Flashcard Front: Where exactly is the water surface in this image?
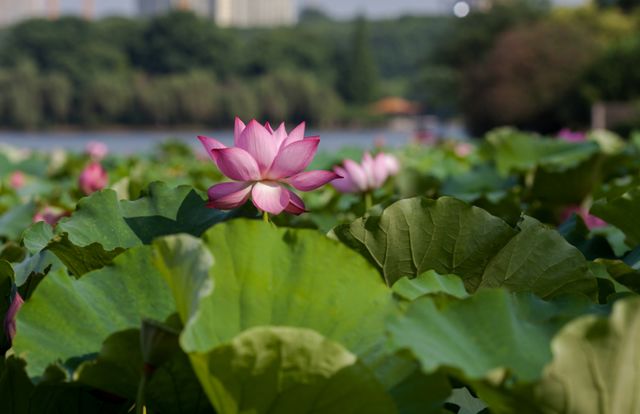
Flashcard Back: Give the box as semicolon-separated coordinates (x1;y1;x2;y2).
0;129;414;154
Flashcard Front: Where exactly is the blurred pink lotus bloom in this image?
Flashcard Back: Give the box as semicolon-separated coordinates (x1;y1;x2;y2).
198;118;339;215
562;206;607;230
454;142;474;158
3;291;23;347
558;129;586;143
332;152;400;194
33;207;68;227
86;141;108;161
9;171;26;189
373;136;386;149
79;162;108;195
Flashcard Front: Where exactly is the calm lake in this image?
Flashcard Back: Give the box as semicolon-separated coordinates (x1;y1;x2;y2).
0;129;417;154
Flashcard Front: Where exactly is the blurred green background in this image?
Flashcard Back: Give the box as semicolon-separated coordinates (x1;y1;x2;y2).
0;0;639;136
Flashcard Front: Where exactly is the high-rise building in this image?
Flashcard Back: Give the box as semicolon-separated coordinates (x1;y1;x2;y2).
214;0;296;27
138;0;295;27
0;0;48;27
0;0;98;27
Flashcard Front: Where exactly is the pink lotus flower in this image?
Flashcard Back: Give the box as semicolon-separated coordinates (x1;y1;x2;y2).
33;207;69;227
9;171;26;189
332;152;400;194
198;118;339;215
3;292;23;347
561;206;607;230
86;141;108;161
374;136;386;149
454;143;473;158
558;129;586;143
79;162;108;195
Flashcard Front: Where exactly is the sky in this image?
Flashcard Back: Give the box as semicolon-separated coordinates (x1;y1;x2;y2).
63;0;587;19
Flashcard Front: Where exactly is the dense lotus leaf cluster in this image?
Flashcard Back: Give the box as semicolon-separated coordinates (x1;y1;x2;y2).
1;127;640;413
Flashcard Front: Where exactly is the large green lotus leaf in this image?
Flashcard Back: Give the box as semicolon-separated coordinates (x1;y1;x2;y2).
0;242;26;263
387;289;605;382
0;152;12;176
364;350;452;414
440;164;522;225
12;250;64;300
0;357;34;414
558;214;615;261
54;190;139;250
0;262;14;354
532;297;640;414
47;233;126;277
486;128;599;175
0;201;37;241
47;182;236;276
22;221;54;255
625;244;640;270
190;326;396;414
591;186;640;248
479;217;595;298
332;197;596;298
154;222;462;413
332;197;516;288
441;165;515;200
392;271;469;301
28;382;131;414
153;220;396;357
530;154;601;205
590;259;640;295
77;328;214;414
447;388;488;414
13;246;175;376
119;181;238;244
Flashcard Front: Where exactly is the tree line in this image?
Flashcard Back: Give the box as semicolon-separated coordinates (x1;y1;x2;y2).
1;1;640;132
0;11;405;129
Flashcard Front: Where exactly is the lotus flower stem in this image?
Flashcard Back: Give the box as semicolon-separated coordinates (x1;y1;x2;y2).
263;211;270;223
364;192;373;212
136;374;147;414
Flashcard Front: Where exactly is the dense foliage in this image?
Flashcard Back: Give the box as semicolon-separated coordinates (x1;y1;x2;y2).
1;3;640;131
1;127;640;413
0;11;409;129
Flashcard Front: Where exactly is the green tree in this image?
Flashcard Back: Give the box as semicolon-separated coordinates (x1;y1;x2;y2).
253;70;343;126
339;16;379;105
133;11;239;76
40;73;72;124
432;0;550;70
0;17;128;85
134;75;178;125
171;71;219;124
299;7;333;24
578;35;640;102
462;21;598;134
243;28;337;81
409;65;459;116
219;79;260;123
595;0;640;12
256;76;289;121
0;62;42;128
79;74;134;125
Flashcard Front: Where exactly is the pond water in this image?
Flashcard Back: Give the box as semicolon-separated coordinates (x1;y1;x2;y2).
0;129;416;154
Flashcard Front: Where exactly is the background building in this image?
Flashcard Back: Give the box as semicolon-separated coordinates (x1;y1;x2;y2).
0;0;97;27
214;0;297;27
0;0;47;27
137;0;296;27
